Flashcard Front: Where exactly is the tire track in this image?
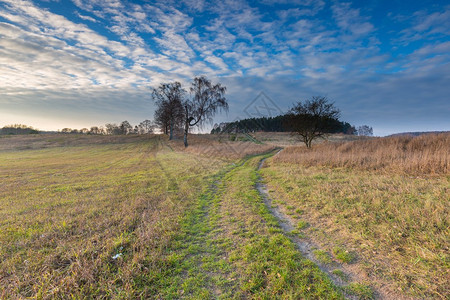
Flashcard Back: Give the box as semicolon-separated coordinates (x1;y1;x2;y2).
256;152;411;300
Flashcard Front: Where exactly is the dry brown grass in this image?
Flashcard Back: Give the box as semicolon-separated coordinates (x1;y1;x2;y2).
0;134;154;152
253;132;366;147
275;133;450;175
168;134;275;160
262;132;450;298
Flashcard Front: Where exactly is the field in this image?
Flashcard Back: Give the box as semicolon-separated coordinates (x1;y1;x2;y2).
0;133;448;299
261;134;449;299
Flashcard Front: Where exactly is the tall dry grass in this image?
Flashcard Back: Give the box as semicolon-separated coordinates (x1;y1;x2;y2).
275;133;450;175
265;132;450;297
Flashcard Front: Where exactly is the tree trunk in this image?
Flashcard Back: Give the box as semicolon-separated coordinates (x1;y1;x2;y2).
307;136;312;148
169;119;173;140
183;122;189;147
184;105;189;147
303;135;309;148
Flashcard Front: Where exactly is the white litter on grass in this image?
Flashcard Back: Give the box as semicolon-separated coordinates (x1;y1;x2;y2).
112;253;123;259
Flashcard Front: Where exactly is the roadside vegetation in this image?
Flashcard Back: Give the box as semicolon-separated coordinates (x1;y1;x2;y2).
261;133;449;298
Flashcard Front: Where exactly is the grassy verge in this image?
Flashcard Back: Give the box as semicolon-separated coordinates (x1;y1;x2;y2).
261;158;449;298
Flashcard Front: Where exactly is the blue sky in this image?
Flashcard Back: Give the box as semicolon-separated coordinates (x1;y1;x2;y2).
0;0;449;135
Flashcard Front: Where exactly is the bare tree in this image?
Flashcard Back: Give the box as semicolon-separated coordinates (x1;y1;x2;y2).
120;120;132;135
287;96;340;148
152;82;185;140
138;119;155;134
184;76;228;147
357;125;373;136
105;123;119;135
90;126;100;135
154;104;170;135
61;128;72;134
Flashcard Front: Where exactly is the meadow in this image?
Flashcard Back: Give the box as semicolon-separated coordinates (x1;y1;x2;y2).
0;133;448;299
0;134;340;299
261;133;449;299
0;135;229;298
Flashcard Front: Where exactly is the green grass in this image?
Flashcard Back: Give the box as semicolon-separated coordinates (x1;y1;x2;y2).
345;283;374;299
313;249;333;265
218;154;343;298
296;220;309;230
332;269;349;282
332;246;356;263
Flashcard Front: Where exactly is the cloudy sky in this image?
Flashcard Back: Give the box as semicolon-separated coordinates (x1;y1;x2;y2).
0;0;449;135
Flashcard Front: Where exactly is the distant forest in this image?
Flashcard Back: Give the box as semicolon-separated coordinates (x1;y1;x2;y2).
211;115;357;135
0;124;39;135
0;119;375;136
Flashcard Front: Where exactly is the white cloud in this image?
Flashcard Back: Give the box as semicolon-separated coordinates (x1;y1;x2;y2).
413;9;450;34
0;0;167;95
204;55;229;71
331;2;374;37
182;0;206;12
394;6;450;45
75;11;98;23
0;0;448;134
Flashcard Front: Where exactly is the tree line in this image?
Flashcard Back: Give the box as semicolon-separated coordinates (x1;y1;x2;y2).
0;124;39;135
211;115;356;135
59;120;156;135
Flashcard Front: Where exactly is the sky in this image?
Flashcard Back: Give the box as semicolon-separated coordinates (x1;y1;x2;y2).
0;0;449;136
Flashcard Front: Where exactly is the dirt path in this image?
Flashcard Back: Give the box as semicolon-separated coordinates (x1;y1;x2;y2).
168;151;346;298
256;153;409;300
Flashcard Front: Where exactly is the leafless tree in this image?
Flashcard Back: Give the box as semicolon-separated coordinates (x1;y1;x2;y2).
90;126;100;135
119;120;132;135
357;125;373;136
138;119;155;134
105;123;119;135
184;76;228;147
287;96;340;148
61;128;72;134
153;82;185;139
